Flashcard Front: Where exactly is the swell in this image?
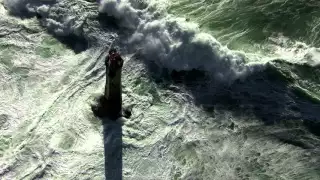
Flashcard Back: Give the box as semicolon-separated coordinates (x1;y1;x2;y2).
2;1;320;179
5;0;320;137
168;0;320;51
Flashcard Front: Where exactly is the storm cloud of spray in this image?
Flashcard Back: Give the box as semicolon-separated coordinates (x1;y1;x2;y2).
3;0;57;17
1;0;320;179
3;0;73;36
2;0;267;85
98;0;265;82
3;0;265;83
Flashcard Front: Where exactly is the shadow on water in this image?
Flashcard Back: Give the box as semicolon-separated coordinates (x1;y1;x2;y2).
102;118;123;180
3;2;89;54
4;1;122;54
34;12;120;54
36;13;89;54
145;60;320;142
49;33;89;54
91;94;127;180
97;12;120;30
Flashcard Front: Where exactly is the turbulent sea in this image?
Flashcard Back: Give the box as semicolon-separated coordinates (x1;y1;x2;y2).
0;0;320;179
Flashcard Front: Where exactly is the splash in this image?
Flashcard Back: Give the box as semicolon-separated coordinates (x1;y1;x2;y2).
99;0;265;82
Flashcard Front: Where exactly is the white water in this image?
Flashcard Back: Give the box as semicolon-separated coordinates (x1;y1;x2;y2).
0;0;319;179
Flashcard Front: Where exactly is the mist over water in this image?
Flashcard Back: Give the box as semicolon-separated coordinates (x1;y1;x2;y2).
0;0;320;179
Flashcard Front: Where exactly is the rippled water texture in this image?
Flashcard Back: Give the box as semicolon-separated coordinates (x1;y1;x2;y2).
0;0;319;179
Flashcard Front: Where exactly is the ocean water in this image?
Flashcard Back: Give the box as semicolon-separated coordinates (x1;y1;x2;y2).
0;0;319;179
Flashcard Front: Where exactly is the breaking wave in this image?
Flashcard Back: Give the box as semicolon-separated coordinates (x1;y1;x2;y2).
1;0;320;179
